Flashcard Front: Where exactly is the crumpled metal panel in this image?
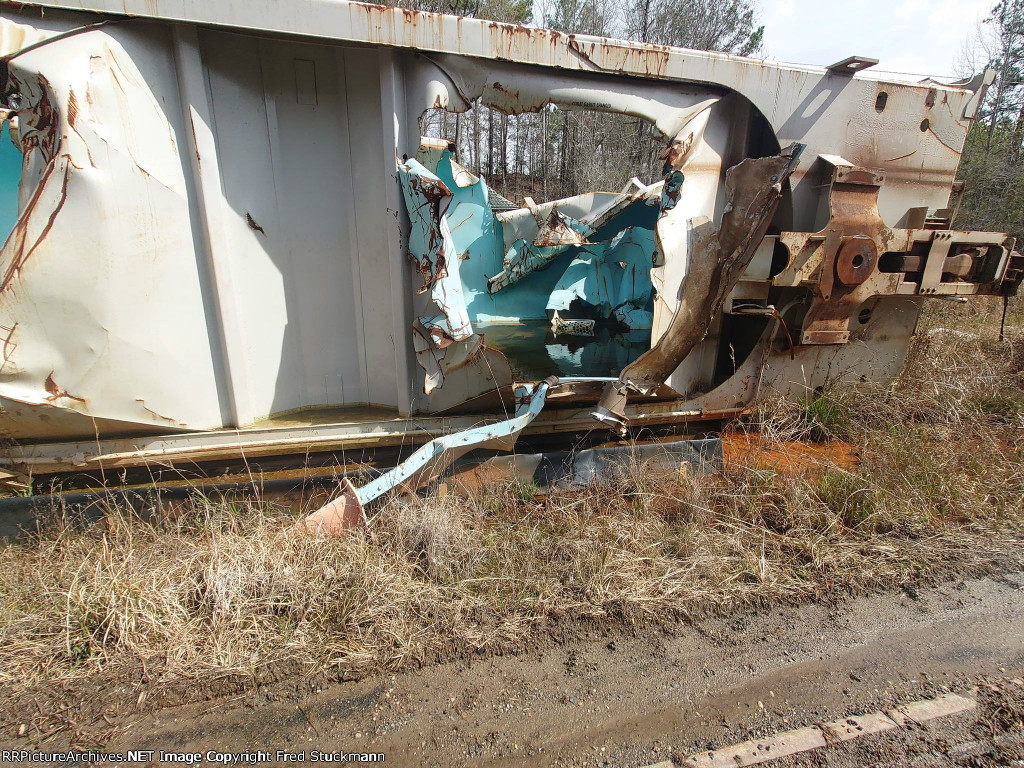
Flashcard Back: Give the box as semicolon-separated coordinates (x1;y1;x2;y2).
398;158;474;347
0;24;223;438
489;184;663;295
594;144;804;428
546;226;655;329
496;180;664;249
398;157;505;397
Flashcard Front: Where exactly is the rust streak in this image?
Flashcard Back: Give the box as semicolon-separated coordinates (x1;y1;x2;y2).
885;149;917;163
66;88;79;130
245;212;266;235
0;322;17;375
44;371;86;404
0;160;71;294
136;398;182;425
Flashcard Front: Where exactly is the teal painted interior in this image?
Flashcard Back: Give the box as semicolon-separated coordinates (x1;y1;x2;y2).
0;123;22;246
435;150;656;327
412;149;659;378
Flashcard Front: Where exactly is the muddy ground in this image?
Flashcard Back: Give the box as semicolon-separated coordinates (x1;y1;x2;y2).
6;571;1013;766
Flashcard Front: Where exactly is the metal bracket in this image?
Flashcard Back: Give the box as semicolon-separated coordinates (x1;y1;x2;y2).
826;56;878;76
780;164;1017;346
801;166;891;345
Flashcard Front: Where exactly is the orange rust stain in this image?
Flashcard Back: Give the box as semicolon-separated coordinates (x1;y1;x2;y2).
721;431;859;475
44;371;86;404
67;89;79;130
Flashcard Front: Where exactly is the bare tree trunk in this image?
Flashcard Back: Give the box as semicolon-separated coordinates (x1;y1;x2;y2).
987;2;1010;155
500;112;508;188
559;111;570;197
542;108;548;200
471;107;479;173
516;115;525;199
454;112;462;162
487;107;494;177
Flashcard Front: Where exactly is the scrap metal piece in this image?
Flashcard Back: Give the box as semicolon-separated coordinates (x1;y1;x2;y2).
398;158;474;346
302;478;364;534
550;311;595;336
412;324;486;394
302;377;557;534
594;144;804;430
534;208;590;248
488;176;668;294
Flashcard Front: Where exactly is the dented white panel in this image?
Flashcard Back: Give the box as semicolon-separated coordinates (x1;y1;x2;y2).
0;0;1005;457
0;24;224;437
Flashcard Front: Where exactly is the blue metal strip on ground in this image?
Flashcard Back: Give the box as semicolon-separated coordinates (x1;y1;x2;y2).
353;377;557;507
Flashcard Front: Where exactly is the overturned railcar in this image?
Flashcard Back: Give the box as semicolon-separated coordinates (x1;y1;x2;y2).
0;0;1019;495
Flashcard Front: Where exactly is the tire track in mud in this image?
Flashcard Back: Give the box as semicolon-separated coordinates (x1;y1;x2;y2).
97;572;1024;767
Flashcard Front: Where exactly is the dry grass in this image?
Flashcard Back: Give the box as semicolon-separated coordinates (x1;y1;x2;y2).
0;299;1022;709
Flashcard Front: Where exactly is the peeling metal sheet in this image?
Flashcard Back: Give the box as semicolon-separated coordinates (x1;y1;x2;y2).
399;152;521;397
399;158;473;346
488;183;662;295
595;144;804;429
495;180;661;255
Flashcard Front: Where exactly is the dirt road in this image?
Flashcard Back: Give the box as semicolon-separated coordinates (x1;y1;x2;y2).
102;572;1024;766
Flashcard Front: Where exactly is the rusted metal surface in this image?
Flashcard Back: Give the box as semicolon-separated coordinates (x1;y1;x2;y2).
798;166;898;345
399;158;480;393
771;161;1018;346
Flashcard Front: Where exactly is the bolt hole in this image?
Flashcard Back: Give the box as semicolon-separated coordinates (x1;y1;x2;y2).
858;307;873;325
875;91;888;112
769;239;791;278
920;118;930;132
852;253;864;268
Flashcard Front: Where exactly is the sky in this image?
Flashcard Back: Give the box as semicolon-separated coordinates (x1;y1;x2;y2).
759;0;994;80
